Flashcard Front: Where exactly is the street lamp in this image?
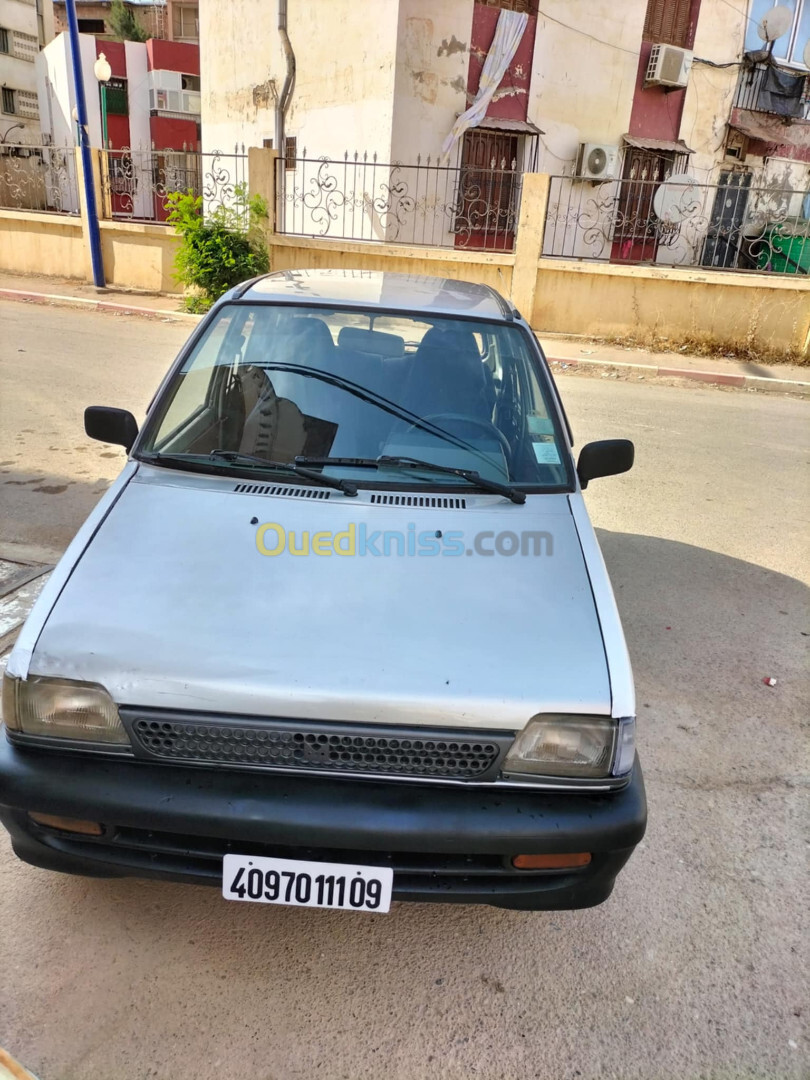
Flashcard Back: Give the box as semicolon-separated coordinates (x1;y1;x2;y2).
93;52;112;149
0;122;25;144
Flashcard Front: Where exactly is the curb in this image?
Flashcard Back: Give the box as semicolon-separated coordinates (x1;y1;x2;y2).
0;287;200;322
547;355;810;396
0;1046;40;1080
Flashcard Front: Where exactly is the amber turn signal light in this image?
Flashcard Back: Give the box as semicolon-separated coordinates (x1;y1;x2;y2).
512;853;591;870
28;812;103;836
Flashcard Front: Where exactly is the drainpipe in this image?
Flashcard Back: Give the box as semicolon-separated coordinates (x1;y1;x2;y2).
275;0;295;227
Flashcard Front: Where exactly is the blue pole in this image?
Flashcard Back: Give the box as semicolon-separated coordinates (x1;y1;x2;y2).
64;0;105;287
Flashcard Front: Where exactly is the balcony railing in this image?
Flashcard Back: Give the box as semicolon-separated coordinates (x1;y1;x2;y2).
733;61;810;120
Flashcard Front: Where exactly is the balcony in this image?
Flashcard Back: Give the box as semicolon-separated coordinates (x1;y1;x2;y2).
733;60;810;121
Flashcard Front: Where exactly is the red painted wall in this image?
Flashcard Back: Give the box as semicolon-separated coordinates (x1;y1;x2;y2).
467;4;537;122
627;41;686;141
96;39;126;77
146;38;200;76
149;115;199;151
95;38;130;150
626;0;701;142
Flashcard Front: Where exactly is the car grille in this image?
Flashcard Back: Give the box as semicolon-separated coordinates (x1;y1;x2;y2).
122;709;513;783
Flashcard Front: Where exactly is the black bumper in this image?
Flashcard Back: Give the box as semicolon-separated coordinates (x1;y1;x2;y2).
0;736;646;910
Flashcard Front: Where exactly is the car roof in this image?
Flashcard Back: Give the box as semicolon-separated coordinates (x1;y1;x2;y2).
237;269;513;321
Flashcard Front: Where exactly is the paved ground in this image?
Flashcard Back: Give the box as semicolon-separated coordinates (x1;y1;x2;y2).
0;302;808;1080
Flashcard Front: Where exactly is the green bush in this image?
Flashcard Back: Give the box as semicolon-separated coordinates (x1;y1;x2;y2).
108;0;148;42
165;185;270;312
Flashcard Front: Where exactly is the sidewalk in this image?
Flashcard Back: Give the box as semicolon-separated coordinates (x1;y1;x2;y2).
1;271;807;394
540;332;809;394
0;271;193;320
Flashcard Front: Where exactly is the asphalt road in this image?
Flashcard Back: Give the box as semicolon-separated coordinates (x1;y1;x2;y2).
0;301;808;1080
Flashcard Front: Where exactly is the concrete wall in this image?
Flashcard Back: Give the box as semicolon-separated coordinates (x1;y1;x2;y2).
681;0;745;183
200;0;401;160
266;233;513;297
0;208;181;290
531;257;810;358
528;1;646;175
390;0;472;164
0;207;85;277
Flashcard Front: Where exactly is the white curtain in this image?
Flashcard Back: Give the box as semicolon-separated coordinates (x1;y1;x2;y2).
440;9;529;161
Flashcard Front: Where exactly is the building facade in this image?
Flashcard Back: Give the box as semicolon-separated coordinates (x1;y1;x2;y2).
200;0;809;268
0;0;54;140
36;30;199;215
52;0;197;44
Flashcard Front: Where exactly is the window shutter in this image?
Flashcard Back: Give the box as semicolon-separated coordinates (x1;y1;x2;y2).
643;0;694;47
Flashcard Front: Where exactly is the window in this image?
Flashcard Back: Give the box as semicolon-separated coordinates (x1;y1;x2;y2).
745;0;810;66
614;148;678;255
0;28;9;54
458;128;521;250
78;19;106;34
173;5;198;41
104;77;128;116
2;87;16;115
181;73;200;91
643;0;695;48
284;136;297;170
479;0;538;13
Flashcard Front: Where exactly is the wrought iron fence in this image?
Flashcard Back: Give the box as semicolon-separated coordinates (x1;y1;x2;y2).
543;174;810;275
277;151;522;251
0;143;79;215
101;147;249;226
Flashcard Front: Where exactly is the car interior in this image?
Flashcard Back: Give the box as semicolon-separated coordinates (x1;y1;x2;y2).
145;305;567;486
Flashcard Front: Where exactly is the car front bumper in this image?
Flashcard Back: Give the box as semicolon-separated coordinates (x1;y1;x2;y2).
0;735;646;910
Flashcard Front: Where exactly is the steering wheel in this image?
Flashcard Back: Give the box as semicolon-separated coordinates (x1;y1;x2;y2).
407;412;512;463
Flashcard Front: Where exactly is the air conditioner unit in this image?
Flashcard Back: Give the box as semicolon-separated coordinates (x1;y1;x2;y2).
646;44;693;88
574;143;620;182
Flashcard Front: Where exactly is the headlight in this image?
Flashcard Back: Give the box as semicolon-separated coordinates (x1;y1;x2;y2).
2;674;129;745
503;715;635;780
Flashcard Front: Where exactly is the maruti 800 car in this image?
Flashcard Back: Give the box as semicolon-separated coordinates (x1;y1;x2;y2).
0;270;646;913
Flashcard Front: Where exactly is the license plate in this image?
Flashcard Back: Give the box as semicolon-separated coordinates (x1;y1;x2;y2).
222;854;394;913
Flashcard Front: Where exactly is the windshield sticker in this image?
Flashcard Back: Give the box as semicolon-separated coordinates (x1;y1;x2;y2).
528;415;555;437
533;441;561;465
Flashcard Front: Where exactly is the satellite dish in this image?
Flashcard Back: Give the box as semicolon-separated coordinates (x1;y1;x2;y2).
803;38;810;69
757;5;793;42
653;174;701;225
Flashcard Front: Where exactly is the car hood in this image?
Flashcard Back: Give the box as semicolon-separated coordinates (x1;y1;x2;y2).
30;467;611;731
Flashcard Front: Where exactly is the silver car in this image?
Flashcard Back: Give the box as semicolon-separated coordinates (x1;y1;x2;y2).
0;270;646;912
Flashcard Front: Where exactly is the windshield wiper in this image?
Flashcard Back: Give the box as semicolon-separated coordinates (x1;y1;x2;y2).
252;362;496;470
296;455;525;504
142;450;358;496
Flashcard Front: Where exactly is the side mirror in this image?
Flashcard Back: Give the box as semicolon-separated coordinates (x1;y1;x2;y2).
577;439;634;489
85;406;139;453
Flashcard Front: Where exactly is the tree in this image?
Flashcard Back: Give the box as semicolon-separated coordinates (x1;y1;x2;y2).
108;0;148;43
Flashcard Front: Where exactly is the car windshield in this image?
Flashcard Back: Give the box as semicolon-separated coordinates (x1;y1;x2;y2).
137;303;569;488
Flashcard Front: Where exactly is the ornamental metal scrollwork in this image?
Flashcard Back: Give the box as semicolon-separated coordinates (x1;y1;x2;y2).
545;175;809;274
281;151;519;248
0;142;78;215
